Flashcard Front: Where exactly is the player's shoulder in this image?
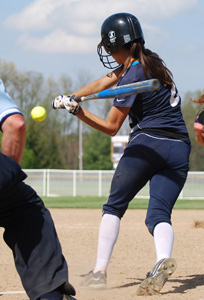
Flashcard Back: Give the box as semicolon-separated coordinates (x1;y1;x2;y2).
119;62;145;86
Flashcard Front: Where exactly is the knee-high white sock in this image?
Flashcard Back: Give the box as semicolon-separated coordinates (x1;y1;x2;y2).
93;214;120;273
153;222;174;262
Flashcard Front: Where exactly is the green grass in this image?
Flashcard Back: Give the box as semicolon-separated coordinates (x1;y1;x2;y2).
42;196;204;209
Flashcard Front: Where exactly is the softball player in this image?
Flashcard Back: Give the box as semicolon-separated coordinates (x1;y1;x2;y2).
54;12;191;295
0;79;76;300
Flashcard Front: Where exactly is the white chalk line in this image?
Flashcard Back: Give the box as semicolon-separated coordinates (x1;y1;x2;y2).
0;291;25;294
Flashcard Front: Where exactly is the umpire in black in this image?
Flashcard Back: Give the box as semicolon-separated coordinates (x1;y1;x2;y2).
0;78;76;300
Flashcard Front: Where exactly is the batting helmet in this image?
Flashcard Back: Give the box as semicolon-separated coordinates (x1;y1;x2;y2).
97;13;145;69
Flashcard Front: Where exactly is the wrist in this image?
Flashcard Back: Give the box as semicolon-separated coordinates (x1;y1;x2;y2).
72;105;81;115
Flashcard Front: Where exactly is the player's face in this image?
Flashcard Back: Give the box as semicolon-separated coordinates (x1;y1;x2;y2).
112;46;132;66
111;52;122;65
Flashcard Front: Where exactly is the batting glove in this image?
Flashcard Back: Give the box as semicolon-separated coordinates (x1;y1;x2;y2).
52;95;66;109
63;95;81;115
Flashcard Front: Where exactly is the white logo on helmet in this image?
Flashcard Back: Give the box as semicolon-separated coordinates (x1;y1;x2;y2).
108;31;116;43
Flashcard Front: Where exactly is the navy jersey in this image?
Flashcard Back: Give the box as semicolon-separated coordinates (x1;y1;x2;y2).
113;62;188;137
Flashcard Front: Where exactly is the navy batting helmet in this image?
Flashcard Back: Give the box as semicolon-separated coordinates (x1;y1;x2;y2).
97;13;145;69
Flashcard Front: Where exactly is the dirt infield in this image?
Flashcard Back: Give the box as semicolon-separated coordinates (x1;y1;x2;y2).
0;209;204;300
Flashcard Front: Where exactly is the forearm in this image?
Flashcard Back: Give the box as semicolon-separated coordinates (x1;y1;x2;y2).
77;108;113;135
71;67;123;98
76;106;129;136
1;114;26;163
54;66;128;135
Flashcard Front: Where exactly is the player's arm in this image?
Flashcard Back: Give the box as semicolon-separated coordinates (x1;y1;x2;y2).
194;122;204;146
74;104;130;136
70;66;123;98
1;114;26;163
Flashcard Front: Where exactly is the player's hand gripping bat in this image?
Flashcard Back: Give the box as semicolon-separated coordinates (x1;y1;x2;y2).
52;78;160;109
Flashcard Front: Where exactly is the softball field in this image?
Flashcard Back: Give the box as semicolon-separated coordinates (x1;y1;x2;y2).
0;209;204;300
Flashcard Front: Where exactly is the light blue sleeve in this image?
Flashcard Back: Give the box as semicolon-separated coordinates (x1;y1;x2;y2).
0;79;22;126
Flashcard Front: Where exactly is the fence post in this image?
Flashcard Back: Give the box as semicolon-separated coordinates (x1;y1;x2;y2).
43;169;46;196
46;169;50;197
73;171;76;197
99;171;102;197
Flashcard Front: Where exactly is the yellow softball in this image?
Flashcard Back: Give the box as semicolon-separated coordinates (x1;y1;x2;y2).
31;106;46;122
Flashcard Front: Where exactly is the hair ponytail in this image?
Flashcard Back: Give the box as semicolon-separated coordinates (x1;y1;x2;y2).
123;41;174;88
137;43;173;88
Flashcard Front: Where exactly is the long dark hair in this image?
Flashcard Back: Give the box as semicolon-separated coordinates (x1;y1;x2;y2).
123;41;174;88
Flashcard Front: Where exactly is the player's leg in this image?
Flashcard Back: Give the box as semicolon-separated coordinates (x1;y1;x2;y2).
94;214;120;273
137;170;182;296
153;222;174;261
137;139;190;295
79;213;120;288
147;139;190;260
80;134;164;288
2;182;76;300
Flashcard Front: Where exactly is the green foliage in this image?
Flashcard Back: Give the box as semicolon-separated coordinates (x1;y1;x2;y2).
25;118;65;169
21;147;36;169
83;129;113;170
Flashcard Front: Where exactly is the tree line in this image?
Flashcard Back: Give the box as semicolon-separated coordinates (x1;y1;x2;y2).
0;58;203;170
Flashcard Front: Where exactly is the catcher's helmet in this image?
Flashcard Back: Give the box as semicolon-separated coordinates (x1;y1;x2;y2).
97;13;145;69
